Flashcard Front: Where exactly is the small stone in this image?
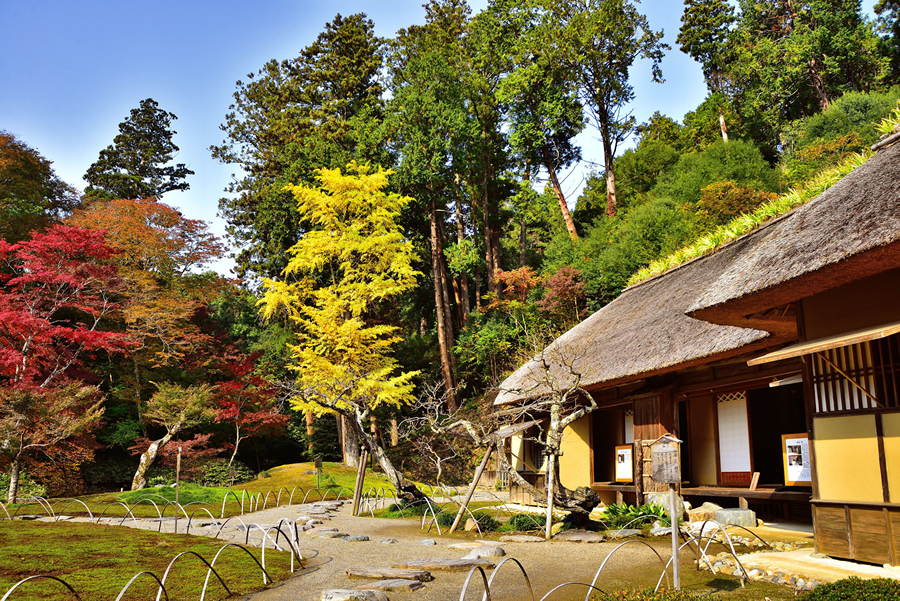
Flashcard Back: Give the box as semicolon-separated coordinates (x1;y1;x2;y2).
418;539;436;546
464;518;478;532
379;539;398;544
317;532;349;539
757;519;765;527
796;579;806;588
550;522;564;536
650;527;669;536
608;528;642;538
343;535;370;542
321;590;389;601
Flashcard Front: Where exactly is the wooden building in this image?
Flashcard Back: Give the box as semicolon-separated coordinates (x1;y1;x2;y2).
497;140;900;564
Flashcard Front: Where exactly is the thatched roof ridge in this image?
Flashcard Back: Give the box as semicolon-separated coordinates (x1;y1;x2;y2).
688;142;900;322
495;231;774;405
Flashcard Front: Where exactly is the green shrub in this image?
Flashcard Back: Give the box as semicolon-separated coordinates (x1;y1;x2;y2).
799;577;900;600
602;503;668;529
148;476;171;487
435;511;456;528
0;472;47;500
201;459;255;486
503;513;547;532
471;510;500;531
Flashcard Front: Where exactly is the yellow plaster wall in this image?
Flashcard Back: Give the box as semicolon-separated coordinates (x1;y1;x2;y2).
814;415;883;502
689;395;718;485
510;434;525;471
560;415;592;489
882;413;900;503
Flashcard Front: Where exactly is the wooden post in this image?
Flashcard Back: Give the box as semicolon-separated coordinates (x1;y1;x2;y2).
670;484;680;590
449;442;495;533
175;446;182;533
352;448;368;516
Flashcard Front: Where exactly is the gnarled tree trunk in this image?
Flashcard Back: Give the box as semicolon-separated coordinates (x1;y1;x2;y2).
131;432;174;490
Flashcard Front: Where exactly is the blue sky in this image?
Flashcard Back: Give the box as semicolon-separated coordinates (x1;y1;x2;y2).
1;0;879;275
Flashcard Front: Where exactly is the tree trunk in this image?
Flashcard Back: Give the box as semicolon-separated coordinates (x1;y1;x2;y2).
474;263;482;311
7;455;22;504
349;410;425;505
601;123;618;218
132;432;174;490
306;411;315;454
429;197;459;411
519;215;528;268
342;415;361;468
808;56;831;111
455;207;471;326
228;425;241;468
718;107;729;143
133;358;148;438
546;451;556;539
541;146;579;240
390;418;399;447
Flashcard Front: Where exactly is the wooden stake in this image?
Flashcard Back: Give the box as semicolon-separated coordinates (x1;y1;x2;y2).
352;448;368;516
449;441;495;533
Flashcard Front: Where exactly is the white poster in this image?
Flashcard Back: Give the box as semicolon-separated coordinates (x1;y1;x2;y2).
784;436;811;483
615;445;633;482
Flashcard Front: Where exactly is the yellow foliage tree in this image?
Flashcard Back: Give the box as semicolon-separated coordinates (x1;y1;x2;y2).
260;162;421;496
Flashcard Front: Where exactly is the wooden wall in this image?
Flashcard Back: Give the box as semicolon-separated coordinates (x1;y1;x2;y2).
814;503;900;565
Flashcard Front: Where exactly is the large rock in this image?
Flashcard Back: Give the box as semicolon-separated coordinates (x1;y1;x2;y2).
346;567;433;582
715;508;757;527
700;502;723;513
687;508;717;523
553;529;606;543
646;492;685;519
321;590;389;601
464;518;478;532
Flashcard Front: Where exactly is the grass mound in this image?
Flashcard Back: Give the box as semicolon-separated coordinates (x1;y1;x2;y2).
0;521;294;601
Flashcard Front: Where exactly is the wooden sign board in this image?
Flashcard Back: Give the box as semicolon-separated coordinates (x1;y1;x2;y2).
615;445;633;482
314;456;323;471
782;433;812;486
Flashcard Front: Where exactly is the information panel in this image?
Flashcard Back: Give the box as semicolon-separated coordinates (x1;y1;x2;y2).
782;432;812;486
615;445;633;483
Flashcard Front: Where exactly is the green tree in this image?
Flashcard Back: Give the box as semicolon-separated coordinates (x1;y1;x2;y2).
730;0;888;152
493;0;585;240
259;163;422;497
677;0;737;142
876;1;900;83
211;13;388;280
84;98;194;200
547;0;668;217
0;132;80;243
131;382;213;490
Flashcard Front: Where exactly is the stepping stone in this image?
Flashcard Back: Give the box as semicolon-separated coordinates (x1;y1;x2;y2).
321;590;388;601
355;579;424;592
499;535;545;543
715;508;757;527
343;535;370;542
317;532;349;539
608;529;642;538
346;567;434;582
307;527;339;535
392;558;495;572
447;541;506;550
418;539;436;546
463;545;506;559
553;529;606;543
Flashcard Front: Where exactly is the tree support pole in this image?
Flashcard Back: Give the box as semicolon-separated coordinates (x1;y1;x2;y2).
671;483;680;590
449;441;495;533
352;448;368;516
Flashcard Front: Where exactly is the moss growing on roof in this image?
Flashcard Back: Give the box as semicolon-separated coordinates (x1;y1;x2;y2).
627;151;871;287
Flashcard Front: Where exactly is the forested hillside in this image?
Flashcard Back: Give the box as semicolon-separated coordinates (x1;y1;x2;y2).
2;0;899;495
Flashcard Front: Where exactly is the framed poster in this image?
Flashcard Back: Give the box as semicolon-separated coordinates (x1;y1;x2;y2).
782;433;812;486
615;445;633;482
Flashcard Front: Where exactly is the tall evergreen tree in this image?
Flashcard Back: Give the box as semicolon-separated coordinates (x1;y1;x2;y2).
677;0;737;142
546;0;668;218
84;98;194;200
211;13;388;280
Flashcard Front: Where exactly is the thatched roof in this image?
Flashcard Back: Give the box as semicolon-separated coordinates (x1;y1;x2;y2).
496;141;900;406
688;142;900;326
495;230;779;405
